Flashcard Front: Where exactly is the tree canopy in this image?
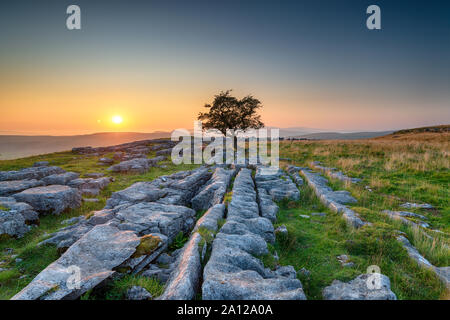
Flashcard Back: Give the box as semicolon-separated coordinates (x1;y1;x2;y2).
198;90;264;136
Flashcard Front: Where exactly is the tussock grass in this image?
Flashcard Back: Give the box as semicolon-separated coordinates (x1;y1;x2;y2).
273;184;445;300
278;133;449;299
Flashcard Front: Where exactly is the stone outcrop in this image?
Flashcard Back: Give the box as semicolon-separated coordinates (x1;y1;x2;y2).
0;197;39;224
400;202;434;209
107;158;154;174
159;233;203;300
300;169;367;228
68;177;112;196
383;210;429;229
311;161;362;184
397;235;449;288
193;204;226;232
114;202;196;241
12;224;141;300
254;166;300;201
127;286;152;300
286;165;304;186
71;139;175;155
202;168;306;300
0;210;30;238
13;185;82;215
256;188;279;223
0;166;65;182
160;204;227;300
42;172;80;186
322;273;397;300
39;168;212;258
107;156;166;174
0;179;44;196
191;167;235;211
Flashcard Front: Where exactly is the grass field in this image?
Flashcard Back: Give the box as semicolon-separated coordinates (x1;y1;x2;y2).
0;130;448;299
276;131;449;299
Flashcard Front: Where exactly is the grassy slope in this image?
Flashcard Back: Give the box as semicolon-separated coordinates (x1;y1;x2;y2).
275;132;449;299
0;146;198;299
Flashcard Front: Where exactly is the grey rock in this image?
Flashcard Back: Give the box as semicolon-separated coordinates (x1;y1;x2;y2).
257;188;279;223
126;286;152;300
301;169;366;228
311;162;362;184
114;202;196;241
13;185;82;215
400;202;433;209
106;182;167;208
202;168;306;300
107;158;153;174
311;212;327;217
323;273;397;300
0;210;30;238
156;253;173;265
159;232;203;300
191;167;235;211
151;143;174;151
33;161;49;167
298;268;311;278
287;165;304;186
255;166;300;201
193;204;226;233
68;177;111;196
397;235;449;287
383;210;429;229
141;268;172;283
61;216;85;225
12;224;141;300
337;255;350;264
42;172;80;186
156;148;172;157
343;262;355;268
72;147;93;154
0;179;44;196
0;197;39;224
273;265;297;279
275;225;288;236
82;198;99;203
299;215;310;219
98;157;114;165
0;166;65;182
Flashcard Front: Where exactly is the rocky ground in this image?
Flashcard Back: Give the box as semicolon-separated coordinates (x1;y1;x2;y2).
0;138;448;300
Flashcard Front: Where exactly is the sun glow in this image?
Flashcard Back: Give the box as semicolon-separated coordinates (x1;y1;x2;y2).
112;115;123;124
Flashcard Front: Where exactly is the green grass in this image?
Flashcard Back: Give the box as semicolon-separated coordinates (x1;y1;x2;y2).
168;231;189;251
0;147;199;300
272;183;446;300
81;274;164;300
277;136;448;299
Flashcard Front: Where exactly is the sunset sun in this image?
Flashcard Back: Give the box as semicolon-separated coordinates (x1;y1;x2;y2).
112;115;123;124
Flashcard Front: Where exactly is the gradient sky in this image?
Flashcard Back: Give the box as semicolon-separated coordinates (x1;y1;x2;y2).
0;0;449;135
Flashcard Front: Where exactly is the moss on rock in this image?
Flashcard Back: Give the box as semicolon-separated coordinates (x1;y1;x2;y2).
132;234;162;258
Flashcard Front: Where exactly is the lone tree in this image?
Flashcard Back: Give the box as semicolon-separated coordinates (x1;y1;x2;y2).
198;90;264;148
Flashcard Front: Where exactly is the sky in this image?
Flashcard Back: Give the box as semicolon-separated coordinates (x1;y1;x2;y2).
0;0;449;135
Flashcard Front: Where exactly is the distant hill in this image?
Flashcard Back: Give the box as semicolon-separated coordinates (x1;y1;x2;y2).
0;132;171;160
392;124;449;135
288;131;394;140
373;125;450;143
